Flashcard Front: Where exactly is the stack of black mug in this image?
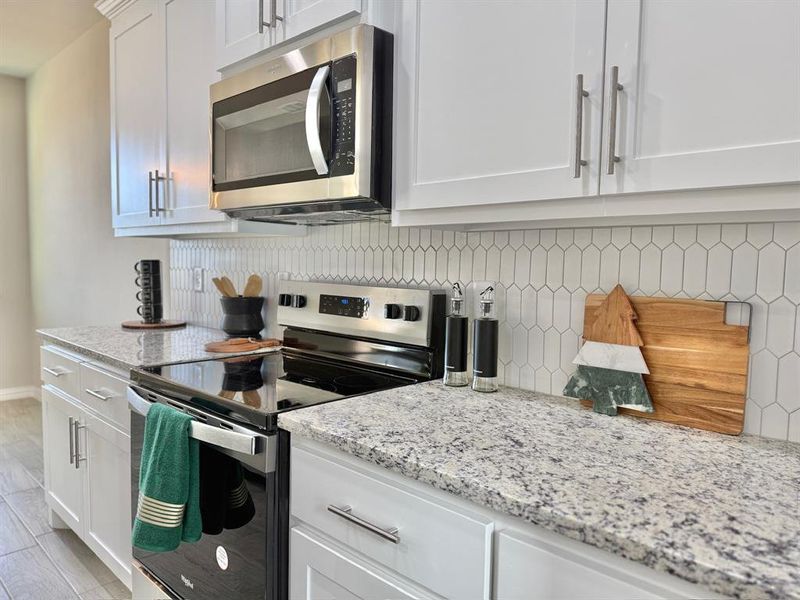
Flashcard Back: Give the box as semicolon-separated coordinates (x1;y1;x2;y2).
135;260;163;324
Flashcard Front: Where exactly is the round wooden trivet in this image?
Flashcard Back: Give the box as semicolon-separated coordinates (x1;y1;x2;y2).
121;320;187;330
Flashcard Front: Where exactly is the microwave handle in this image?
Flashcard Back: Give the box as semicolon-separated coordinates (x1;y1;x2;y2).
305;65;331;175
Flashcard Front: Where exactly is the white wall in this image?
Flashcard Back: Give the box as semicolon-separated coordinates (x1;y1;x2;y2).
0;75;37;394
26;20;169;330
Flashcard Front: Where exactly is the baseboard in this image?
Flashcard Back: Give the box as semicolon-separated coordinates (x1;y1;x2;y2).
0;386;41;402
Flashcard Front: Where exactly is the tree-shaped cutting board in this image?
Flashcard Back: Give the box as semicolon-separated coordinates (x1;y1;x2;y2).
577;289;750;434
564;285;654;416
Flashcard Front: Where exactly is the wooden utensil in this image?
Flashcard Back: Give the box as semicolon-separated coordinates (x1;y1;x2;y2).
212;277;236;297
205;337;282;353
243;274;263;297
219;276;238;297
579;294;750;434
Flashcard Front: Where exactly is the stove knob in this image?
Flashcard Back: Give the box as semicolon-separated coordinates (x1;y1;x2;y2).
278;293;292;307
384;303;402;319
291;294;307;308
403;305;420;322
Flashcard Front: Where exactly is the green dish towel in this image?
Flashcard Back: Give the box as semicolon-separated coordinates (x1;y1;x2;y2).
132;403;202;552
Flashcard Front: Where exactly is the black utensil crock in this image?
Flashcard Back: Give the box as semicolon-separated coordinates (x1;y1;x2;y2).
220;296;265;338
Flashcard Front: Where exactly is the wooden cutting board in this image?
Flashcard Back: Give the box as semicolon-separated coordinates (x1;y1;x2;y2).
579;294;750;434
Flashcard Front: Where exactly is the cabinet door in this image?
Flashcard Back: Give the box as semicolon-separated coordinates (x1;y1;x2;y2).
162;0;225;224
494;529;718;600
215;0;269;70
109;0;164;228
394;0;606;212
602;0;800;195
275;0;362;44
83;412;132;588
42;387;86;536
289;527;423;600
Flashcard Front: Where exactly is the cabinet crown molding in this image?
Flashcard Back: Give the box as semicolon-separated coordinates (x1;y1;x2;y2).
94;0;137;19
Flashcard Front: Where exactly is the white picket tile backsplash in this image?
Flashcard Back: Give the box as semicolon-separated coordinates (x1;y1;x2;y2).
170;221;800;442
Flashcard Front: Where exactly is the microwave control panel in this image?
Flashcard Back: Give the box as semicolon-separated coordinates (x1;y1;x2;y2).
330;55;357;177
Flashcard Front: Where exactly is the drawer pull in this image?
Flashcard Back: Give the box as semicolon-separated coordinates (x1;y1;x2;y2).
327;504;400;544
85;388;115;401
43;366;68;377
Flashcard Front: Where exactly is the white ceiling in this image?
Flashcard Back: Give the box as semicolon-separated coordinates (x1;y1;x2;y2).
0;0;104;78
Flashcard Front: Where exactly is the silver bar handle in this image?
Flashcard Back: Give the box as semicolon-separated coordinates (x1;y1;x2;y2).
305;65;330;175
606;65;623;175
327;504;400;544
270;0;282;26
86;388;115;401
127;387;260;456
573;73;589;179
259;0;280;31
154;169;164;214
148;170;154;217
43;366;67;377
73;419;85;470
68;416;75;464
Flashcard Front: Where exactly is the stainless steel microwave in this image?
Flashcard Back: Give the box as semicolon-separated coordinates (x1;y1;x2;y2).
210;25;392;225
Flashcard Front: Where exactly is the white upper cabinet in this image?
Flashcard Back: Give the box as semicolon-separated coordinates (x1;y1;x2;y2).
109;0;164;228
215;0;363;69
215;0;269;71
394;0;607;212
393;0;800;228
601;0;800;196
276;0;362;43
101;0;304;237
162;0;224;225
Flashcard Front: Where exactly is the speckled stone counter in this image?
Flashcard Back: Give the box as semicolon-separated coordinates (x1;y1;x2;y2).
278;382;800;600
37;325;269;370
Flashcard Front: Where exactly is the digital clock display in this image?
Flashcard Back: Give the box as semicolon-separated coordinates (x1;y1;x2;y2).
319;294;366;318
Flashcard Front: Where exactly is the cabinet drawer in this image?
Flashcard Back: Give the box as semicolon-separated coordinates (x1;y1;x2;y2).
40;346;82;398
79;363;130;432
291;446;493;599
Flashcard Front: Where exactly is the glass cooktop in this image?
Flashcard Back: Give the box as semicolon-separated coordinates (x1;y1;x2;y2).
133;350;416;430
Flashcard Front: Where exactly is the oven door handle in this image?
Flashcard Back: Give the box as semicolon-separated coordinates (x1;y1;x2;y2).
305;65;330;176
127;387;260;456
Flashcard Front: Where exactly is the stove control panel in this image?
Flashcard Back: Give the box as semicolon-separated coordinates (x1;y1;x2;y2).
320;294;367;318
277;281;446;347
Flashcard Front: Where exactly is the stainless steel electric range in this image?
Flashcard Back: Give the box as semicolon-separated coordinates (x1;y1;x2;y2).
126;281;446;600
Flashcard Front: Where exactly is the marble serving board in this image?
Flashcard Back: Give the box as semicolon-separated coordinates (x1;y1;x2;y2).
581;294;750;434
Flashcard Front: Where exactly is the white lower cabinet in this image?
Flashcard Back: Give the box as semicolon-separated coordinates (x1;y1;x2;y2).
289;439;719;600
41;347;133;590
494;528;721;600
83;411;132;585
290;526;424;600
42;386;87;535
291;444;493;599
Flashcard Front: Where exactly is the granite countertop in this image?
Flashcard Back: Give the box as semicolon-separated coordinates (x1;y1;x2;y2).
37;325;273;370
278;382;800;600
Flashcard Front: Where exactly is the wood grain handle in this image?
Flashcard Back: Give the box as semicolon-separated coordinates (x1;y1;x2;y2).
243;274;263;297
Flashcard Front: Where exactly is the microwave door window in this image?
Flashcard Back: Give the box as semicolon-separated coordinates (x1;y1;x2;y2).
213;69;332;190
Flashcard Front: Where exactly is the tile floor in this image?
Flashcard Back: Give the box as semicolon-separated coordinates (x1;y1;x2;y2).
0;398;131;600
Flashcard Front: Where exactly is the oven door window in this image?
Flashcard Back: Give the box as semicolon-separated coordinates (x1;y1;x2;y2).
213;66;332;191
